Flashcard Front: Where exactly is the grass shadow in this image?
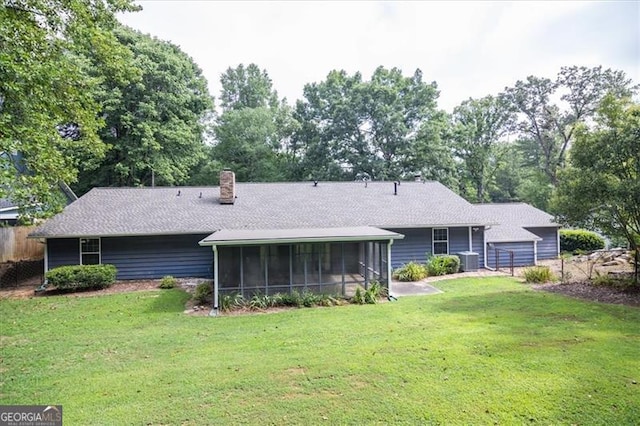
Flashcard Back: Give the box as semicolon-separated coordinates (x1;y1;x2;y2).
144;288;191;314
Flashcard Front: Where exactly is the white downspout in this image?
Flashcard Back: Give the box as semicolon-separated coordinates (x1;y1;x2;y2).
387;240;394;296
210;245;219;317
534;240;538;265
556;227;560;257
468;227;473;252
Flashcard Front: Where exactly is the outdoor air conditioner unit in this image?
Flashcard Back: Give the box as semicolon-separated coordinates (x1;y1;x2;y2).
457;251;479;272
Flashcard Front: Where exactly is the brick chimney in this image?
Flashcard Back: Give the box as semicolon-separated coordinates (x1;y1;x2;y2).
219;170;235;204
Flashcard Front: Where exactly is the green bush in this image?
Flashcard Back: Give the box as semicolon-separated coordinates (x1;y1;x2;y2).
221;293;245;311
193;282;212;305
159;275;177;289
523;266;554;283
352;287;365;305
427;255;460;276
46;264;117;291
560;229;605;253
392;262;427;281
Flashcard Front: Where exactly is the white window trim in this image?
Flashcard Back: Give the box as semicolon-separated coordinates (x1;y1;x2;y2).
79;237;101;265
432;228;449;255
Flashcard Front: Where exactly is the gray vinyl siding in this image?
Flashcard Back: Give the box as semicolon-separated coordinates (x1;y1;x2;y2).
47;234;212;279
387;228;430;268
527;227;559;260
387;227;479;268
47;238;79;269
486;241;535;267
102;235;212;279
472;227;485;268
449;227;470;253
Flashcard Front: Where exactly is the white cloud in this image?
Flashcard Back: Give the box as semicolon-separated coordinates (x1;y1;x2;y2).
118;1;639;112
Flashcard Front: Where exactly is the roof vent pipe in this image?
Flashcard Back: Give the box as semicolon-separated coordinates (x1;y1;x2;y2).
313;180;318;187
393;181;398;195
414;174;421;182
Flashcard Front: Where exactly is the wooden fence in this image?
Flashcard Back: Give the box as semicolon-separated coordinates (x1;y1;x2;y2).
0;226;44;262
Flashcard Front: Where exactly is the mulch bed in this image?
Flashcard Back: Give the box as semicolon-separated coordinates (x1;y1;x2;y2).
533;282;640;307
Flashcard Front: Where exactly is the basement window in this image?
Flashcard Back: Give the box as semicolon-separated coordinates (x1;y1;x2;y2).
80;238;101;265
433;228;449;255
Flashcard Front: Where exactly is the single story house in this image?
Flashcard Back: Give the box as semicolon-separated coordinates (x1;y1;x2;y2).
30;171;559;314
475;203;560;267
0;198;19;226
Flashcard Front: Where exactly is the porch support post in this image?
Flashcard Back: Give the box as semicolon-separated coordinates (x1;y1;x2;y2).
364;243;369;290
210;245;219;317
341;243;346;296
289;245;293;292
387;239;394;295
43;239;49;273
483;229;488;270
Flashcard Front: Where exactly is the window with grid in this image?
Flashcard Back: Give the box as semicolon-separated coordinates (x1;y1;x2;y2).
432;228;449;255
80;238;101;265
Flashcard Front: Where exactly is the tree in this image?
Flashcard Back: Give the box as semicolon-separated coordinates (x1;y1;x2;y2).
195;64;298;183
75;26;213;192
219;63;279;111
503;66;636;187
0;0;138;218
554;95;640;282
212;106;297;182
293;67;446;182
451;95;515;202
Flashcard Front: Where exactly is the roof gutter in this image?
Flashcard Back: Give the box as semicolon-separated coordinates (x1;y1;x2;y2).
199;234;405;247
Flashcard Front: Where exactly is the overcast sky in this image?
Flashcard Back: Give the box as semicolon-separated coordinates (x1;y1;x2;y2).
118;1;639;112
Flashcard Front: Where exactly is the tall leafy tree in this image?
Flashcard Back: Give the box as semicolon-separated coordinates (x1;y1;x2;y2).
76;26;213;192
0;0;138;218
293;67;446;182
554;96;640;282
219;63;279;111
197;64;298;183
503;66;636;187
451;95;515;202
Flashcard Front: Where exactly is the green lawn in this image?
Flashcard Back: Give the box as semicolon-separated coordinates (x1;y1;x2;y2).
1;277;639;425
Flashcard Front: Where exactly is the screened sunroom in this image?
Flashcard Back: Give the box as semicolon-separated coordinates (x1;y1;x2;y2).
199;227;404;315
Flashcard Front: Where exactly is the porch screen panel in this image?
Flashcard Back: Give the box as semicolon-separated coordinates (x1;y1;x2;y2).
305;243;322;292
218;247;241;294
267;245;290;294
342;243;360;276
292;243;310;289
242;246;264;295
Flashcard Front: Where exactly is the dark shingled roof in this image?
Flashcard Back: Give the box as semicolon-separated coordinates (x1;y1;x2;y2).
30;181;487;238
475;203;559;243
0;198;16;210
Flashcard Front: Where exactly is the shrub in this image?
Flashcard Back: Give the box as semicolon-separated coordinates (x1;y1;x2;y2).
46;264;117;291
221;293;245;311
427;255;460;276
523;266;554;283
277;290;302;307
159;275;177;289
560;229;605;253
249;293;271;310
352;286;365;305
193;282;212;305
592;272;613;286
392;262;427;281
300;290;320;307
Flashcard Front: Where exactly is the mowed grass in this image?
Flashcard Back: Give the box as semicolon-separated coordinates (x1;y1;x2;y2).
1;277;639;425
